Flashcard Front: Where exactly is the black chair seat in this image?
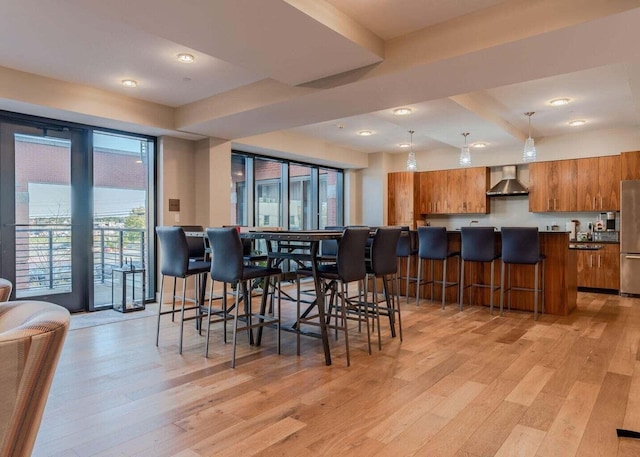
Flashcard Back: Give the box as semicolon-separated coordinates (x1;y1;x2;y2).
187;260;211;275
242;265;282;280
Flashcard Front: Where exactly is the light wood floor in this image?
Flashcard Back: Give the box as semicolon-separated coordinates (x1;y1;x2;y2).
33;291;640;457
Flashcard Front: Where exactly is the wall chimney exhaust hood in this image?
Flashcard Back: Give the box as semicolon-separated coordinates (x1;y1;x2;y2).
486;165;528;196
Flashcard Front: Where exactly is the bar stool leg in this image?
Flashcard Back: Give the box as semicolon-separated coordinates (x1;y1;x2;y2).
500;261;506;316
179;279;187;355
340;281;350;367
459;258;465;311
441;258;447;310
534;263;539;321
489;259;495;315
296;275;301;356
231;280;241;368
156;275;165;346
405;255;411;304
205;280;214;358
416;258;422;305
171;279;177;322
430;259;435;303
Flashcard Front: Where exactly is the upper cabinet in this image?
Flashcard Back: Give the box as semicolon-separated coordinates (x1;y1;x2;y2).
418;167;489;215
388;172;418;227
576;155;620;211
529;160;576;212
530;155;619;212
621;151;640;180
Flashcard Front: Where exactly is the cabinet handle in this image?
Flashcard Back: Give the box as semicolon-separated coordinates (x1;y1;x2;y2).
625;255;640;260
554;198;557;210
600;196;603;209
547;199;551;211
598;255;602;268
593;196;596;210
590;254;593;268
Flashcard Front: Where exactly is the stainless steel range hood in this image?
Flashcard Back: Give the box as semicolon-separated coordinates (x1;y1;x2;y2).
486;165;528;196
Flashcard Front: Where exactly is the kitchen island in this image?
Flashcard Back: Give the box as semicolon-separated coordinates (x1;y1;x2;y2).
403;230;577;316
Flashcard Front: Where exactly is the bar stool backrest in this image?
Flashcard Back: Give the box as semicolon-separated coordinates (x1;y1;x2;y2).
156;227;189;278
418;226;448;260
176;225;206;260
206;228;244;283
321;226;344;257
461;227;499;262
336;227;369;283
371;227;402;276
501;227;540;264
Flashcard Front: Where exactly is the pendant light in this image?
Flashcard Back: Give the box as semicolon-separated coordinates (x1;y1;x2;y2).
406;130;417;171
459;132;471;166
523;111;537;162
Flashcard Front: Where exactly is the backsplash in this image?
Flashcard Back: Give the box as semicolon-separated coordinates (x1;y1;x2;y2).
424;195;618;233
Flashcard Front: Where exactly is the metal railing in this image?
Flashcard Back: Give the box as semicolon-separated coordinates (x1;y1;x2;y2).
14;226;146;297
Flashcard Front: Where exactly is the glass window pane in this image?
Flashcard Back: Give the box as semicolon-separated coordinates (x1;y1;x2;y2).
255;158;282;228
289;164;312;230
231;154;248;226
14;134;72;297
319;168;341;228
92;132;152;307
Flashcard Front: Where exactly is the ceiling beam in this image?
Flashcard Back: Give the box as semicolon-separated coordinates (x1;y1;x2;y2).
449;91;533;142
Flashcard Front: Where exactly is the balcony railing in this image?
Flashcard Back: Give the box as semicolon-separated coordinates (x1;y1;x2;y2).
14;225;146;299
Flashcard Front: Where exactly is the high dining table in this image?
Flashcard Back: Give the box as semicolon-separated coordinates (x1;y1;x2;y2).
241;229;342;366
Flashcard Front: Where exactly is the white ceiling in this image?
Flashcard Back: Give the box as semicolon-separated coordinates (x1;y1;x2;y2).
1;0;640;159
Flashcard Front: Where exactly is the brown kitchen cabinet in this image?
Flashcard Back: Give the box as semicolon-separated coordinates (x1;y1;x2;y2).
576;244;620;290
388;171;419;227
419;171;447;214
529;159;577;212
419;167;489;215
576;155;620;211
621;150;640;181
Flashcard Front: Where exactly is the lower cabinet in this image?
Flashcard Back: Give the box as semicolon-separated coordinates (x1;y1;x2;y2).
576;244;620;290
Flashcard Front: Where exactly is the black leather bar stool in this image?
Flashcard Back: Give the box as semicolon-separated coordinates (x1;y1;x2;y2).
206;227;282;367
500;227;545;320
416;227;460;309
396;227;418;304
296;227;370;365
155;227;211;354
367;226;403;347
459;227;501;314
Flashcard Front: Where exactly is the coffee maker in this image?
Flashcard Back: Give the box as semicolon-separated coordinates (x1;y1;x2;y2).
605;212;616;231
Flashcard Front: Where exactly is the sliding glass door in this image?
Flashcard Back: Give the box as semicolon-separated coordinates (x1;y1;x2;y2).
0;122;89;311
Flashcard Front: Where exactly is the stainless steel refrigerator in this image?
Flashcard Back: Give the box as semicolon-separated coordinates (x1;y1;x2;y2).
621;180;640;295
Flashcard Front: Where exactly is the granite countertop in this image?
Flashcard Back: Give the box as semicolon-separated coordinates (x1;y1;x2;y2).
569;243;603;250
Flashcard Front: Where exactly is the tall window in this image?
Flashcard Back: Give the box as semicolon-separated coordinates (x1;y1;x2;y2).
231;152;343;230
92;131;155;308
289;164;312;230
255;158;283;228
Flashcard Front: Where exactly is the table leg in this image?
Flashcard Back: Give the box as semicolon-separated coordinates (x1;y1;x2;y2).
310;241;332;365
256;239;274;346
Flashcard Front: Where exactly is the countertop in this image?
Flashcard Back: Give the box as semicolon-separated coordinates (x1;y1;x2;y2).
569;244;603;250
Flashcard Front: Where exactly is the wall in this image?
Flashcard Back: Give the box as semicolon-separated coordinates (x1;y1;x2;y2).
158;136;197;227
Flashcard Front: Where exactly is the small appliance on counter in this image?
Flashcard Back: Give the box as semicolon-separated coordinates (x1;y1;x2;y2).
606;211;616;231
566;220;580;240
592;231;619;242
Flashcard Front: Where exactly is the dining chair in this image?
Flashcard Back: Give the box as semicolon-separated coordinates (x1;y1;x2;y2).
206;227;282;367
155;227;210;354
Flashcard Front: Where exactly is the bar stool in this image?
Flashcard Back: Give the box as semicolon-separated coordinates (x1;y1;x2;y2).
396;227;418;304
500;227;545;320
296;227;370;366
156;227;211;354
459;227;501;314
416;227;460;309
366;226;403;347
206;227;282;367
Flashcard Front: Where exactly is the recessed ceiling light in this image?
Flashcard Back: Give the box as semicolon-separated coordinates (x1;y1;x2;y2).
393;108;412;116
358;130;374;136
471;142;487;149
568;119;586;126
549;98;570;106
398;143;410;148
121;79;138;88
177;53;195;63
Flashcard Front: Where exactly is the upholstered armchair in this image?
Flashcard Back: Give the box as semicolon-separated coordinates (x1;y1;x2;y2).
0;300;70;457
